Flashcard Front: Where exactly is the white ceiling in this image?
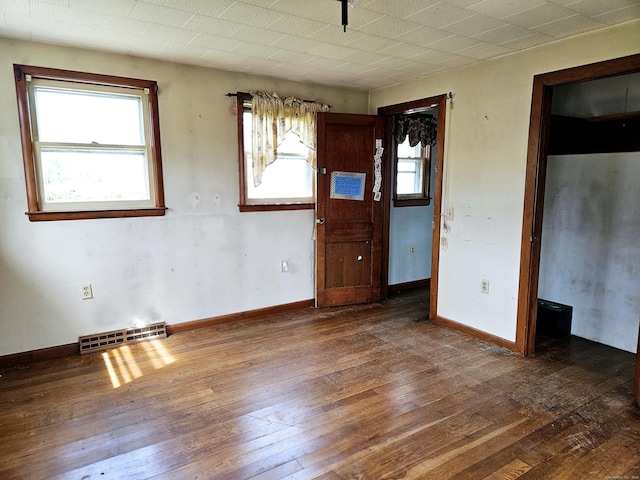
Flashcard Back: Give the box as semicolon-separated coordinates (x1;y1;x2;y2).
1;0;639;90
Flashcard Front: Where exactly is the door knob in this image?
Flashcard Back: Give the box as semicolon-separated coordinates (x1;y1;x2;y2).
316;217;325;224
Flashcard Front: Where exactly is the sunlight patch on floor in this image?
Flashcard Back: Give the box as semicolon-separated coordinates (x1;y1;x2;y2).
102;339;175;389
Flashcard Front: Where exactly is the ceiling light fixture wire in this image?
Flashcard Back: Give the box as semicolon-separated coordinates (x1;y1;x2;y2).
338;0;358;32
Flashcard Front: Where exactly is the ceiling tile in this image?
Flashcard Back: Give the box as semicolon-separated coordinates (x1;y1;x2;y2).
443;13;507;36
189;33;243;50
436;54;478;68
143;23;200;43
232;41;281;58
345;34;401;53
533;13;606;37
268;14;327;37
302;56;348;70
595;4;640;24
393;25;453;46
409;48;462;64
472;23;535;44
378;41;429;58
160;40;210;59
469;0;548;19
69;0;136;16
128;2;194;27
219;2;283;27
499;31;554;49
90;13;151;34
456;41;512;59
117;32;168;53
503;3;576;28
163;0;236;17
230;25;287;44
268;49;315;64
269;0;336;23
0;1;29;16
271;34;324;53
371;56;420;70
426;34;483;52
564;0;640;17
443;0;486;7
356;15;422;37
182;14;242;36
308;43;361;61
201;48;250;66
309;25;369;46
343;50;391;65
30;1;93;25
363;0;440;19
405;2;476;28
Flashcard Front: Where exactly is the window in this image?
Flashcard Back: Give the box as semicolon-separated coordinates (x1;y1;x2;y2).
14;65;165;221
396;137;430;200
236;92;317;212
391;112;437;207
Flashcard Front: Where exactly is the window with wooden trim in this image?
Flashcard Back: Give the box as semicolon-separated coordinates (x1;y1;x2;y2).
14;65;166;221
395;137;431;206
236;92;315;212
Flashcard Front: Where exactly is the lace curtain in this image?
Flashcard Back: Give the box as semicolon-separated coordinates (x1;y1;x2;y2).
251;91;330;187
393;114;437;147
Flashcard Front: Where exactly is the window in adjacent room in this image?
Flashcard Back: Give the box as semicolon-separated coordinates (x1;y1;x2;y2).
14;64;165;221
396;138;430;201
392;112;437;207
235;91;329;212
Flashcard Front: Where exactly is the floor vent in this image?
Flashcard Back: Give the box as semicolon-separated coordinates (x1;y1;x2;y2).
79;322;167;355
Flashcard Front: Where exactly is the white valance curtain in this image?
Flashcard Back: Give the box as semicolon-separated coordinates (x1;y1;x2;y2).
251;91;330;187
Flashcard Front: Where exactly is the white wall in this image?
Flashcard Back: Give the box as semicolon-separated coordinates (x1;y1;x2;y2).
0;37;368;356
539;153;640;353
370;20;640;343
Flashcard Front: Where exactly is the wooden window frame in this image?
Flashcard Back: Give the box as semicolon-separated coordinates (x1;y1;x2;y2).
393;141;432;207
379;101;437;208
14;64;166;222
236;92;314;212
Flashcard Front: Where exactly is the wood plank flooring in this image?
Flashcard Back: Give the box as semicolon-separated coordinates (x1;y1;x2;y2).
1;289;639;479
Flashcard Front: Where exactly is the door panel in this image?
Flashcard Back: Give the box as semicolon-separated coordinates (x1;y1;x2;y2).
316;112;384;307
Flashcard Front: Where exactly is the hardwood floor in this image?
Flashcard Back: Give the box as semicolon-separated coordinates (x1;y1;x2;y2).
1;289;639;479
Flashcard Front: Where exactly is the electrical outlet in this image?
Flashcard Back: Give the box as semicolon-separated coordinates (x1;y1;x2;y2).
281;260;289;273
81;283;93;300
410;245;415;255
480;279;490;294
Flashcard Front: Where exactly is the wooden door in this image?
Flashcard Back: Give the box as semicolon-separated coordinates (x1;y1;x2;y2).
315;112;384;307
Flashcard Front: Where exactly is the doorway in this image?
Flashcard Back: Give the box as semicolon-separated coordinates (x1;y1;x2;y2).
516;52;640;355
379;94;448;321
516;54;640;403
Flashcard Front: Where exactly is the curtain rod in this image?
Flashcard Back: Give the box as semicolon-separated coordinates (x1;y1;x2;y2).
225;92;331;108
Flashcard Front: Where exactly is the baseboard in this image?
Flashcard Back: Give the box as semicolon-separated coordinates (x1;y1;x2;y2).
0;343;78;370
165;299;315;335
388;278;430;294
433;315;517;352
0;299;315;369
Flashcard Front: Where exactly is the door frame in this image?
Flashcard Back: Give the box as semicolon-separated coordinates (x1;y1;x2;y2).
378;94;447;320
516;53;640;358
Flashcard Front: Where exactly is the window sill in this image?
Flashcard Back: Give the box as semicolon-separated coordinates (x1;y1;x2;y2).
239;203;314;212
26;207;167;222
393;197;431;207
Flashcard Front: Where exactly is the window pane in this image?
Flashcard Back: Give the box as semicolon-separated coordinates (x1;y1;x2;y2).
34;87;144;145
246;155;313;200
243;112;313;201
41;149;150;203
397;159;424;195
397;139;421;158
